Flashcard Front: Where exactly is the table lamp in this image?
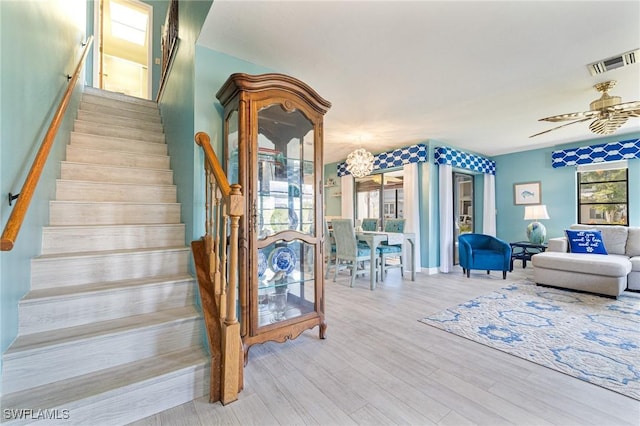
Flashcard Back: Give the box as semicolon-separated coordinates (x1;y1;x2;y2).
524;205;550;244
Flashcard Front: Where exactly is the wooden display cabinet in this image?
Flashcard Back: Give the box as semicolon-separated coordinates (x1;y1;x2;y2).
216;73;331;359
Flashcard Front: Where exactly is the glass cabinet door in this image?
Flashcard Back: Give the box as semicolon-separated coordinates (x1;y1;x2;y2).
255;103;317;327
226;109;239;185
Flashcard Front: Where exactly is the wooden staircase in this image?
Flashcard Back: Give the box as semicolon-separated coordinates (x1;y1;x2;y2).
1;87;209;425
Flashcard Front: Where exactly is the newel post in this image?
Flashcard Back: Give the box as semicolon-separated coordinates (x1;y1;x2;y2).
220;183;243;405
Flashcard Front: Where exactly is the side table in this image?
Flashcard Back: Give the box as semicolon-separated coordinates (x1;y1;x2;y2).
510;241;547;271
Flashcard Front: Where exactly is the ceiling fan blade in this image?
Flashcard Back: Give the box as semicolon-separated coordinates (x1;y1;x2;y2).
607;100;640;112
589;114;629;135
529;117;593;138
606;101;640;118
539;110;600;123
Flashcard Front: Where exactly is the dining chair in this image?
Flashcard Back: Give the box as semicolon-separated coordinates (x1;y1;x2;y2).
331;219;378;287
324;218;337;279
361;218;379;231
379;218;406;279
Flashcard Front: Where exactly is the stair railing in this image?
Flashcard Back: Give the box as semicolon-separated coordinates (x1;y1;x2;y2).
193;131;244;405
1;36;94;251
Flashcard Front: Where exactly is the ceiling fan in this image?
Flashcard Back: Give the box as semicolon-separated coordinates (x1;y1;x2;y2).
530;80;640;138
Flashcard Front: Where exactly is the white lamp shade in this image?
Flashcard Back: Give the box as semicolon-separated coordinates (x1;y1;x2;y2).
524;204;550;220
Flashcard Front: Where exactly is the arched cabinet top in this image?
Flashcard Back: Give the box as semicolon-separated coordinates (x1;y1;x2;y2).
216;73;332;115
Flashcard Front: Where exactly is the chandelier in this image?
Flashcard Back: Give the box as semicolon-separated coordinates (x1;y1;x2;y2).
345;148;374;178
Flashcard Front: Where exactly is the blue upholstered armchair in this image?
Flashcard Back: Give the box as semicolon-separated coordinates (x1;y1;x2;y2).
458;234;512;279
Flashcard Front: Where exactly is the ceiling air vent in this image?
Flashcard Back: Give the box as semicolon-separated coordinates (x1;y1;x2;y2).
587;48;639;76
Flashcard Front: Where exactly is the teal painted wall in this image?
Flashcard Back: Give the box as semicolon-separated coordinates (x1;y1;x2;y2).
156;0;211;250
494;131;640;243
192;48;275;239
85;0;94;86
323;162;341;216
0;0;86;355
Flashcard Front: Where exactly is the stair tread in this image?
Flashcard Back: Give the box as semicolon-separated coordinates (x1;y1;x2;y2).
83;87;158;106
80;96;159;113
61;161;173;173
75;119;164;134
5;306;201;356
67;145;169;160
70;131;166;147
22;273;194;302
56;179;176;188
1;347;207;409
77;104;161;124
78;109;162;124
33;245;189;260
50;200;180;206
43;223;184;230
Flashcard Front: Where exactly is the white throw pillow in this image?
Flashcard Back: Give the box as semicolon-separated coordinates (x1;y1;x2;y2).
626;228;640;257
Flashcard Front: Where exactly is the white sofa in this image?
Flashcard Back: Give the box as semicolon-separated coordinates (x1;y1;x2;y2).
531;224;640;297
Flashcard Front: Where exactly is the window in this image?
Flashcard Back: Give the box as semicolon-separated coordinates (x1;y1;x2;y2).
110;1;148;46
577;162;628;226
355;170;404;228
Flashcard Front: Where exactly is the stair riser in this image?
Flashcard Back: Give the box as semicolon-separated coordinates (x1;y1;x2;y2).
77;110;164;133
60;162;174;185
49;202;181;225
19;280;196;335
45;362;208;426
31;249;190;289
81;92;159;115
70;132;167;155
66;146;169;169
2;319;202;394
74;120;165;144
56;180;177;202
41;225;186;254
80;100;162;123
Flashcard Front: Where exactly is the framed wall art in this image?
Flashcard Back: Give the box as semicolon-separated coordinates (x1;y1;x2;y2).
513;181;541;205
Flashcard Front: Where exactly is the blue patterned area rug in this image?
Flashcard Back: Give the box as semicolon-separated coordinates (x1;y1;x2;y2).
419;281;640;400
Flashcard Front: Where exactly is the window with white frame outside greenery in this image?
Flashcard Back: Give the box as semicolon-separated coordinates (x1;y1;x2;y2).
577;165;628;226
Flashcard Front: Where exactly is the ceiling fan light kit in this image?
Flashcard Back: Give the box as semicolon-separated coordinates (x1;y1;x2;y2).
530;80;640;138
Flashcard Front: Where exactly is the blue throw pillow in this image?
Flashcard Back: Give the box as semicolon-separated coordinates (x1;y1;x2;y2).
565;229;608;254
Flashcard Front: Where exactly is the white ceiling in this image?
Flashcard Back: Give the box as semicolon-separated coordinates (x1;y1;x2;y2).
198;0;640;164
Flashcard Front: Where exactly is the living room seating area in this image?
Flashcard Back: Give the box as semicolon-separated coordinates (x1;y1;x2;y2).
532;224;640;297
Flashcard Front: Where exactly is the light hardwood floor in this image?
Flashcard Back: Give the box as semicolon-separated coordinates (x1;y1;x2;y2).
131;265;640;426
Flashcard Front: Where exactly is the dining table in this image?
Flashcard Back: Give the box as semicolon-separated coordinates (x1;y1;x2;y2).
356;231;416;290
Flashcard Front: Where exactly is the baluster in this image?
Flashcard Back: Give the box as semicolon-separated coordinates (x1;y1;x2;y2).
226;184;242;325
216;191;227;319
204;164;212;257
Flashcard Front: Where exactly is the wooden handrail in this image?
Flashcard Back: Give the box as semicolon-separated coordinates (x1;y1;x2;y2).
193;131;244;405
194;132;232;197
1;36;94;251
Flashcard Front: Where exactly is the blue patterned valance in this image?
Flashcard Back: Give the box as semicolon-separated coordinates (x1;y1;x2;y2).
434;146;496;175
337;144;427;177
551;138;640;168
